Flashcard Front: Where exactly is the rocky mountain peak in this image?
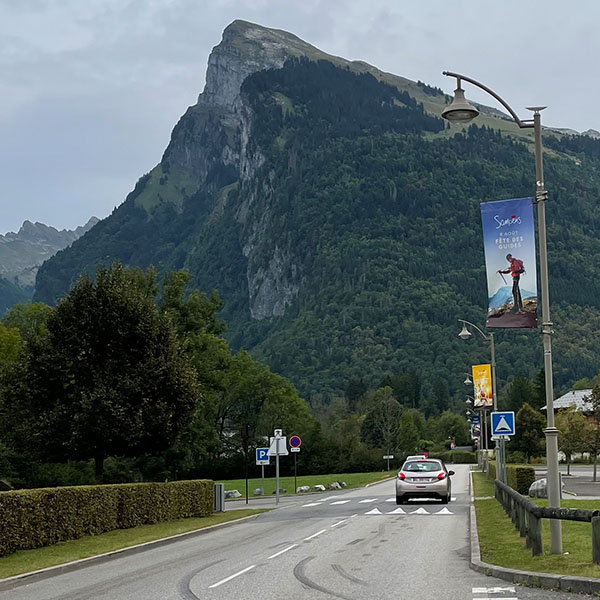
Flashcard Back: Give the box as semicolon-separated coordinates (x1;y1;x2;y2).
200;20;324;112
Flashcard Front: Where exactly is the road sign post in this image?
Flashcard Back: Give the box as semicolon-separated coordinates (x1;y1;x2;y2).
383;454;394;471
289;435;301;493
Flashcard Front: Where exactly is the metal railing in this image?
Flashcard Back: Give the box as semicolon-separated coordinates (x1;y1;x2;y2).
494;479;600;562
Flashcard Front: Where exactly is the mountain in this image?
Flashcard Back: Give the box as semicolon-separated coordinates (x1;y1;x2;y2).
33;20;600;400
0;218;98;313
488;286;536;309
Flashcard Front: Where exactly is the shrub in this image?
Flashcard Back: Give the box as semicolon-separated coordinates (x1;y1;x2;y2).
429;450;477;464
487;462;535;495
0;479;213;557
506;451;526;464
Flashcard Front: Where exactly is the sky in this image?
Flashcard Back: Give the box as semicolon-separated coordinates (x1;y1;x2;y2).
1;0;599;234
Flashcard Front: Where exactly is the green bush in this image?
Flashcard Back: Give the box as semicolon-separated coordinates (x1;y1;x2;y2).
487;462;535;495
506;451;525;464
429;450;477;464
0;479;213;557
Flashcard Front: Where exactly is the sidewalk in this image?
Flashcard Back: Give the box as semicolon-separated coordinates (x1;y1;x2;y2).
469;471;600;595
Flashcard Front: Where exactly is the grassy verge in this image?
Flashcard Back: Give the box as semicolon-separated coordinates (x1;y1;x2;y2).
0;509;268;580
472;471;600;578
218;470;395;498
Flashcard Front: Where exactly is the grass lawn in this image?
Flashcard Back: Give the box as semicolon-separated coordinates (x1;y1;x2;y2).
472;471;600;578
217;470;394;498
0;509;268;580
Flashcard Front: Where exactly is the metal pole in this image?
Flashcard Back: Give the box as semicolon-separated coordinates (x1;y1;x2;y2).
490;332;506;484
275;434;280;505
261;464;265;496
294;451;297;494
534;109;562;553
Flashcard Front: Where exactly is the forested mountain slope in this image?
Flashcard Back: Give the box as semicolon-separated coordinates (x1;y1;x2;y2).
34;20;600;400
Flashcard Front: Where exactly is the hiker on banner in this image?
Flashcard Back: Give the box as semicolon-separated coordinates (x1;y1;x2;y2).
499;253;525;313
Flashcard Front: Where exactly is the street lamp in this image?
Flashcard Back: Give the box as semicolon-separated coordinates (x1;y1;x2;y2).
444;72;562;553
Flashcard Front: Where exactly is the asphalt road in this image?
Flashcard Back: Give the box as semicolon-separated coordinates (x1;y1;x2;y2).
0;465;590;600
534;465;600;498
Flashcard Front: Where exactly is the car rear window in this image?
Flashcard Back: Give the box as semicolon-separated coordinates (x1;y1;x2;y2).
403;461;442;472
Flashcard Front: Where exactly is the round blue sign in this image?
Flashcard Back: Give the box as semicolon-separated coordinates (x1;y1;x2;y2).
289;435;301;448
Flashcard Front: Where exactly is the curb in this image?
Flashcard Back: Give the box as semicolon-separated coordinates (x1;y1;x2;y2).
469;471;600;595
0;513;262;592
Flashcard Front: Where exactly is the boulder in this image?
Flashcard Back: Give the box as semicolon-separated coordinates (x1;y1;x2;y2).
529;477;565;498
312;484;326;492
328;482;342;490
271;488;287;494
296;485;310;493
253;488;264;496
224;489;242;499
340;481;347;488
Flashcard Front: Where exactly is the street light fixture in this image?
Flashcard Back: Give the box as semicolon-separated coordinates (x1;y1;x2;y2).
443;71;562;554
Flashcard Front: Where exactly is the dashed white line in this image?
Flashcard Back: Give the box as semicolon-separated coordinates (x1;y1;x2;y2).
208;565;256;588
302;502;322;507
331;519;348;528
358;498;377;503
330;500;350;505
304;529;327;541
267;544;298;559
472;586;516;594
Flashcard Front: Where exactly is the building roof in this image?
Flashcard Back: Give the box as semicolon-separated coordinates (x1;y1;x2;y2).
542;389;593;412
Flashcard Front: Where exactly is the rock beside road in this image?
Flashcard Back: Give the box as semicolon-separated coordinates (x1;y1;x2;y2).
225;490;242;499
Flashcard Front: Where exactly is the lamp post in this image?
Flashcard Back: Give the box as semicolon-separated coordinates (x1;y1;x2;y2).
443;72;562;553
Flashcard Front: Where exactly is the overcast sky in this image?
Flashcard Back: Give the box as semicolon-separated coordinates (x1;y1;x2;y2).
1;0;598;234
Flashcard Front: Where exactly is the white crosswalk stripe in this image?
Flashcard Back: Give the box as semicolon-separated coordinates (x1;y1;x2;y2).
358;498;377;503
329;500;350;505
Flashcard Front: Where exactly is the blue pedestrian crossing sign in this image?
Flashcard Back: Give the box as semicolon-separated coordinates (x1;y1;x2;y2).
256;447;270;466
491;411;516;436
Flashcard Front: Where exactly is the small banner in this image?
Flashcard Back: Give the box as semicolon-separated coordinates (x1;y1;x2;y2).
472;364;493;410
480;197;538;328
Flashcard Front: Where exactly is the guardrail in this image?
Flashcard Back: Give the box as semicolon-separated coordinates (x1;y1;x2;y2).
494;479;600;562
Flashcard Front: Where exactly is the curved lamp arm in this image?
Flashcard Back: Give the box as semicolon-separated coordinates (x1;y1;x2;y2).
458;318;489;342
443;71;536;129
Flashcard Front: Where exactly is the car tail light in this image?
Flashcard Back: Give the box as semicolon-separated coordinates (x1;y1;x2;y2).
397;472;405;480
437;472;446;480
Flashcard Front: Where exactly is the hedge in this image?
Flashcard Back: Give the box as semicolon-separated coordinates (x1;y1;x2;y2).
488;462;535;495
429;451;477;464
0;479;213;557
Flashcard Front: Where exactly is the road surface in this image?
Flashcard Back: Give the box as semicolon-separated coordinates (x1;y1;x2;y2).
0;465;589;599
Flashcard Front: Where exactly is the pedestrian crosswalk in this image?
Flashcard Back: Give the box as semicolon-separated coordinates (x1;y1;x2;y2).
302;497;456;509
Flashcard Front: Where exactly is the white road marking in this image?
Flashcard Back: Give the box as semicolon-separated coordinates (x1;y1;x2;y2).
209;565;256;588
358;498;377;503
330;500;350;505
350;513;358;518
320;496;338;501
267;544;298;559
302;502;322;507
472;587;516;593
451;497;457;501
304;529;327;540
388;507;406;514
472;598;517;600
410;508;429;514
385;498;396;502
435;508;454;515
331;519;348;528
365;508;383;515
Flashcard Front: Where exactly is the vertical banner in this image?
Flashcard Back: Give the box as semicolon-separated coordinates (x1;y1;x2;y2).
472;364;493;410
480;197;538;328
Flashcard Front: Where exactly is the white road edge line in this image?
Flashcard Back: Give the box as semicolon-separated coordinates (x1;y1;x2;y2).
331;519;348;528
267;544;298;559
208;565;256;588
304;529;327;540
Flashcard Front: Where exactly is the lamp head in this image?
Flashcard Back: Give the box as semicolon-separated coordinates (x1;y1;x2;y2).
442;86;479;123
458;323;472;340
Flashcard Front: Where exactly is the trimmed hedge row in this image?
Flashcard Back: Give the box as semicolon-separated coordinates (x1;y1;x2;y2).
488;462;535;495
429;451;477;464
0;479;213;557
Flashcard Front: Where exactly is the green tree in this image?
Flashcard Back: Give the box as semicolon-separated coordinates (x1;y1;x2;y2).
556;407;589;475
2;302;52;341
502;373;534;413
586;385;600;482
5;263;200;482
509;402;546;461
360;387;402;454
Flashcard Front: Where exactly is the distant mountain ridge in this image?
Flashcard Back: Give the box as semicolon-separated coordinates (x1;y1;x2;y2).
0;217;98;313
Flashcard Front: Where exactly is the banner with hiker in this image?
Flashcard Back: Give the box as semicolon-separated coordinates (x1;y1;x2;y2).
480;197;538;328
472;364;493;410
